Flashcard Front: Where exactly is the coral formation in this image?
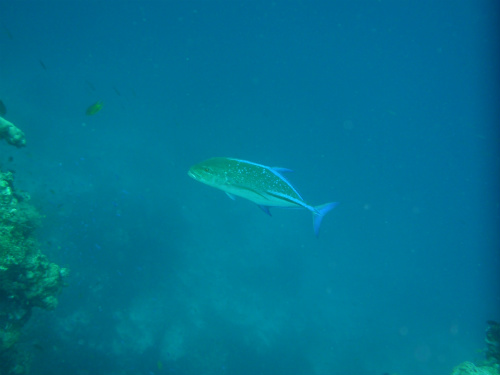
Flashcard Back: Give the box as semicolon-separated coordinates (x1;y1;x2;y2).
451;321;500;375
486;321;500;364
0;169;68;374
0;116;26;148
451;361;499;375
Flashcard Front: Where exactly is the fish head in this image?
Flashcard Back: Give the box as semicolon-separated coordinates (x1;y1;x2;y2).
188;157;230;188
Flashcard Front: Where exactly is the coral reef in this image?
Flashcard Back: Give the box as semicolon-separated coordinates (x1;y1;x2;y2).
0;116;26;148
451;321;500;375
451;361;499;375
486;321;500;364
0;169;68;374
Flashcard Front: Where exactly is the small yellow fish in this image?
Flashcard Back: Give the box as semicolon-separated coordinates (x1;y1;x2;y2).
86;101;103;116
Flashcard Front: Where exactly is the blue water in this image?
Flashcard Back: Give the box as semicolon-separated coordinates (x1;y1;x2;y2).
1;1;499;374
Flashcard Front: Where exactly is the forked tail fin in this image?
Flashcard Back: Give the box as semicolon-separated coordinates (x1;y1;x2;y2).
312;202;338;237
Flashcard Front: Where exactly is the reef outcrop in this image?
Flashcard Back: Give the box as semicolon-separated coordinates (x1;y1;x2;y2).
1;150;67;373
451;321;500;375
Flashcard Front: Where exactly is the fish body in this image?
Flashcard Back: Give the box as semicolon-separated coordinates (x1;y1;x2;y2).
86;101;103;115
188;157;338;236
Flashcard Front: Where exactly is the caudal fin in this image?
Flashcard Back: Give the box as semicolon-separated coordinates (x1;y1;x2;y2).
312;202;338;237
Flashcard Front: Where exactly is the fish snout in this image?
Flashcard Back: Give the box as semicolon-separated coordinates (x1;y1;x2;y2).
188;169;199;180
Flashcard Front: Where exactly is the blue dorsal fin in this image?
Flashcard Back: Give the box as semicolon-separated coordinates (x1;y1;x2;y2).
258;205;272;216
225;192;236;200
272;167;294;174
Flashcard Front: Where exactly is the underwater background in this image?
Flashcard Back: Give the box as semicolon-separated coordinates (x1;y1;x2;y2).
1;1;499;374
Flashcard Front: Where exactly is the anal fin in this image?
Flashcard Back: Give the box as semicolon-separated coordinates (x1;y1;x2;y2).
258;205;272;216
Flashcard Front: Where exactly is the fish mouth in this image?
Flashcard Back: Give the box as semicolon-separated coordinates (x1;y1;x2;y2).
188;169;199;180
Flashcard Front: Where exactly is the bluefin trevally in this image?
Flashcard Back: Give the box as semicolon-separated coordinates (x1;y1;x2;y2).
188;157;338;236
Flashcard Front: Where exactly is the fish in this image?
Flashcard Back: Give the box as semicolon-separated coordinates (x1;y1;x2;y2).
188;157;338;236
85;101;103;115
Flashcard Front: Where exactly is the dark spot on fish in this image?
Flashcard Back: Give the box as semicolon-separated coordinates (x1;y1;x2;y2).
39;59;47;70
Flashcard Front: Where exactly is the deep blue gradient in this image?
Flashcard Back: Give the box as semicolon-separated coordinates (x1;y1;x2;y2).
1;1;499;374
